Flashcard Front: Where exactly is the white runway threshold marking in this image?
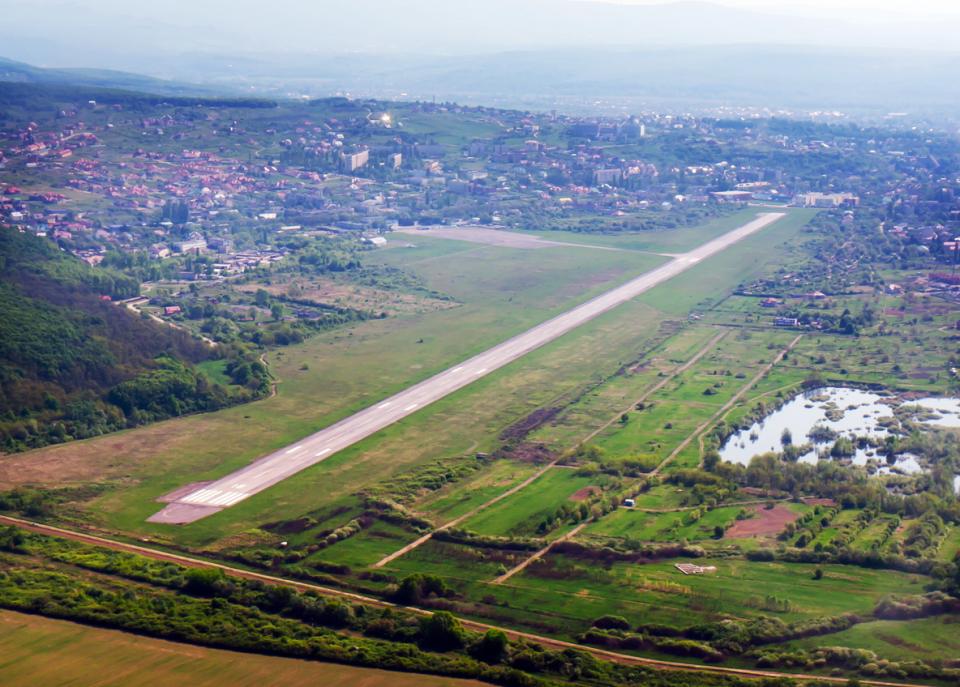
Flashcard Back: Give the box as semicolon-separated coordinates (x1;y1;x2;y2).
150;212;786;524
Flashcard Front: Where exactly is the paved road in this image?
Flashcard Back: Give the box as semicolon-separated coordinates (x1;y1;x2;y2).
150;212;785;524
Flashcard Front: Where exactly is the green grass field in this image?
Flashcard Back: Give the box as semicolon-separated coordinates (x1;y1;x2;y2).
783;615;960;664
418;459;541;523
316;519;419;569
584;505;746;542
0;610;487;687
529;209;788;254
461;467;606;539
493;555;928;633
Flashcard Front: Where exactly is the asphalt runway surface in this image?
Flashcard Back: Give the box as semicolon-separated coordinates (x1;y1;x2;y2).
150;212;785;524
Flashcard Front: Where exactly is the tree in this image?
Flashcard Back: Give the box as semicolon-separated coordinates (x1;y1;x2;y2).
471;629;509;663
418;611;464;651
592;615;630;630
183;567;231;596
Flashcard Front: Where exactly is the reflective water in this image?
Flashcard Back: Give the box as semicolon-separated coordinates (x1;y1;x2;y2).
910;397;960;428
719;387;957;476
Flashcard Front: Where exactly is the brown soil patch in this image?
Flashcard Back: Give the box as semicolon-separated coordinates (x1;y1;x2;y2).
237;277;455;317
499;407;562;442
801;497;836;507
724;504;799;539
569;486;601;502
501;442;556;463
0;414;221;489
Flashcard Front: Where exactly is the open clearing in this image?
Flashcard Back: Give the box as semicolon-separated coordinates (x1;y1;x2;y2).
395;225;650;252
396;225;586;249
724;504;803;539
0;610;487;687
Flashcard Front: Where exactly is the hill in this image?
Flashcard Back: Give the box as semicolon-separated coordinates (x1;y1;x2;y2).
0;229;258;453
0;56;225;98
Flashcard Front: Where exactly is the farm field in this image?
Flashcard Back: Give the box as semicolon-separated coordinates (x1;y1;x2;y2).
585;328;797;469
417;459;542;523
314;519;420;569
0;610;488;687
460;467;608;539
500;555;929;628
783;616;960;664
583;504;747;541
379;549;933;640
705;291;959;395
528;324;723;450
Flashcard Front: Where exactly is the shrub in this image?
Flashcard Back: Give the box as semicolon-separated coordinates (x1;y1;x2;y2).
418;611;465;651
592;615;631;631
471;629;510;664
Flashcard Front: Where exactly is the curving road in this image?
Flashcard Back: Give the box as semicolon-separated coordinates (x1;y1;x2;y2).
150;212;785;524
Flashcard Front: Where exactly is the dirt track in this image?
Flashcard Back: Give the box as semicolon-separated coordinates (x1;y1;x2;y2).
0;515;925;687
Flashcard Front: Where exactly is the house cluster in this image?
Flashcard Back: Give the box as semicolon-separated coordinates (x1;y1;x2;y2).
1;95;958;283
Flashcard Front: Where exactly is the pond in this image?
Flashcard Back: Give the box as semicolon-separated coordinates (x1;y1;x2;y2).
719;387;958;477
910;396;960;428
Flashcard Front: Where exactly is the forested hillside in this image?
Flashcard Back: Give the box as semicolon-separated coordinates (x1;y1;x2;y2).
0;228;261;452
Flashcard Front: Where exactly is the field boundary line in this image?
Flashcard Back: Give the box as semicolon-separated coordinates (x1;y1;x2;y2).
578;328;729;445
492;522;588;584
371;457;561;568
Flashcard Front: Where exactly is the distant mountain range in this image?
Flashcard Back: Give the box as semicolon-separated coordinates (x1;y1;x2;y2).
0;56;222;98
8;43;957;119
3;8;960;118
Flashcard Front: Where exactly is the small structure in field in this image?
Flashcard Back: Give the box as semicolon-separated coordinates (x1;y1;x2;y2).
675;563;717;575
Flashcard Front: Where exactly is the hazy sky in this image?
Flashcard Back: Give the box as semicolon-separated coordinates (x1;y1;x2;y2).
12;0;960;18
603;0;960;15
4;0;960;69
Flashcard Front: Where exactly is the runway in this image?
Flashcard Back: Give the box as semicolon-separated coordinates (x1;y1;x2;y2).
149;212;785;524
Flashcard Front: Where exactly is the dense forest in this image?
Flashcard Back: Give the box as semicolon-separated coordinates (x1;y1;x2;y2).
0;228;264;451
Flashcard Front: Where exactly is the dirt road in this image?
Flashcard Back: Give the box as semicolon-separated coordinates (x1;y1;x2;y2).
0;515;924;687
